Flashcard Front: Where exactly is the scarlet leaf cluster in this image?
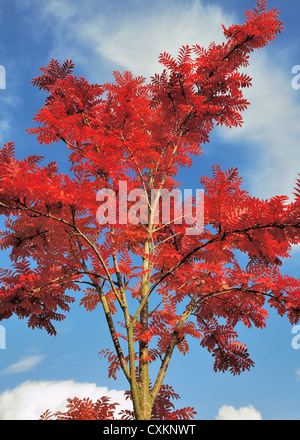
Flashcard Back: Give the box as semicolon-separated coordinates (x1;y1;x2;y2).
40;383;196;420
0;1;295;420
40;396;120;421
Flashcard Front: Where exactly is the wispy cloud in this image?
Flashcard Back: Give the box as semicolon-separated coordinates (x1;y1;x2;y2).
218;51;300;200
0;380;132;419
84;1;235;78
18;0;235;80
216;404;262;420
0;119;11;143
12;0;299;201
1;355;45;375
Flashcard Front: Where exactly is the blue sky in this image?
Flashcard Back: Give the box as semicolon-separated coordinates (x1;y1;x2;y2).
0;0;300;420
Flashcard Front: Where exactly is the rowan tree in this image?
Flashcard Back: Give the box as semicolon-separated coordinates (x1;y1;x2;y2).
0;1;297;420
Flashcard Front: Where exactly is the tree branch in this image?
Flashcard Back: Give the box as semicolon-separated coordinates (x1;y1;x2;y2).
149;221;300;295
151;289;201;400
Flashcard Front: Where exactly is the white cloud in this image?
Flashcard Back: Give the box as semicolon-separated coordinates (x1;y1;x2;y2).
16;0;300;200
1;355;45;375
42;0;77;20
218;51;300;200
0;380;132;420
87;1;235;79
23;0;235;80
216;404;262;420
0;119;11;143
290;244;300;254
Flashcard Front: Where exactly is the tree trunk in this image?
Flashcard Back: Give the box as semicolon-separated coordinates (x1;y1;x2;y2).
135;239;154;420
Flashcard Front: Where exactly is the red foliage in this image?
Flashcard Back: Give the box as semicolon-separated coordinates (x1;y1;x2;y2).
0;1;294;419
40;384;196;420
40;396;120;420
